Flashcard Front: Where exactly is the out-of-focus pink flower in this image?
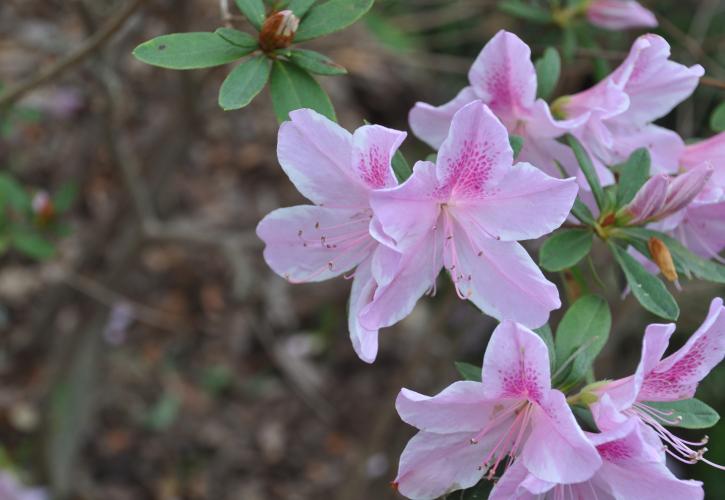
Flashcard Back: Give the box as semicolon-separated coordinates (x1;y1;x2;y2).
586;0;658;31
0;472;47;500
394;321;601;499
368;101;577;329
592;298;725;469
256;109;410;363
408;31;587;183
489;417;703;499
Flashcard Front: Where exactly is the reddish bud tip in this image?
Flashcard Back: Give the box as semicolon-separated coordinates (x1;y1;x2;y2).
32;191;55;225
259;10;299;53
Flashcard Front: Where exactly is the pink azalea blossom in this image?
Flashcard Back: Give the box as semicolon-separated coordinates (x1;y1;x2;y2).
592;297;725;469
563;34;703;175
367;101;578;329
586;0;658;31
256;109;412;363
489;417;703;499
408;31;586;182
394;321;601;499
0;473;47;500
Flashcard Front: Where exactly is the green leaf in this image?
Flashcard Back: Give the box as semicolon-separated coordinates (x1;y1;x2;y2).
289;49;347;75
509;134;524;159
365;12;419;52
539;229;593;272
214;27;259;49
644;399;720;429
0;173;30;211
534;324;556;372
145;392;181;431
392;150;412;183
53;182;78;213
269;60;335;122
234;0;266;30
554;294;611;388
561;25;577;61
287;0;317;17
609;242;679;320
295;0;374;42
535;47;561;100
454;361;481;382
498;0;553;23
566;134;606;211
710;101;725;132
571;405;600;433
613;148;650;207
219;55;271;110
133;33;251;70
571;198;596;226
459;480;493;499
11;229;55;260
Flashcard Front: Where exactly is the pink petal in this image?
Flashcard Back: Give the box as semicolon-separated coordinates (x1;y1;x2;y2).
347;256;380;363
370;243;402;288
586;0;658;30
660;163;713;217
256;206;375;282
409;86;478;150
468;30;537;126
640;297;725;401
395;381;491;434
436;101;513;200
625;174;669;224
351;124;406;190
481;321;552;402
677;201;725;259
489;461;553;499
446;218;560;328
278;109;368;208
523;98;588;138
522;390;602;483
595;460;703;500
610;124;685;175
394;431;488;500
452;162;578;241
682;132;725;187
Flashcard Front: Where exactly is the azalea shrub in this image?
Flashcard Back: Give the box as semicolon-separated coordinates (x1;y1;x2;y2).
129;1;725;499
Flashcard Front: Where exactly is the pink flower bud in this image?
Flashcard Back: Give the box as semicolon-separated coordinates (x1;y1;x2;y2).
586;0;658;31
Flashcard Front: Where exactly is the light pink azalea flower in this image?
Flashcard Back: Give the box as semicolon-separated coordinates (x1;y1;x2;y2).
367;101;578;329
489;417;703;499
592;297;725;469
394;321;601;499
564;34;703;175
0;473;47;500
408;31;586;182
256;109;414;363
586;0;658;31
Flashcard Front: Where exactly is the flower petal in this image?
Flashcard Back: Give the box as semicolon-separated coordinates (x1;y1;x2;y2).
256;205;374;282
489;461;554;500
409;86;478;150
610;125;685;175
660;163;713;217
453;162;578;241
625;174;669;224
351;124;406;189
586;0;658;30
348;256;380;363
682;132;725;187
677;201;725;259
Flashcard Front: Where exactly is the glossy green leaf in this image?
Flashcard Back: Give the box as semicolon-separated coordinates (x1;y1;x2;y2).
11;229;55;259
287;0;317;17
392;150;412;183
295;0;374;42
709;101;725;132
554;295;611;388
539;229;593;272
566;134;606;211
133;33;251;69
609;242;679;320
498;0;553;23
289;49;347;75
214;27;258;49
571;197;596;226
234;0;266;30
219;56;271;111
644;399;720;429
269;60;335;122
509;134;524;159
454;361;481;382
535;47;561;100
614;148;650;207
534;324;556;372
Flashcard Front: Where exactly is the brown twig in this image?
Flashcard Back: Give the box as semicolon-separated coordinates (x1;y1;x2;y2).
701;76;725;91
0;0;145;109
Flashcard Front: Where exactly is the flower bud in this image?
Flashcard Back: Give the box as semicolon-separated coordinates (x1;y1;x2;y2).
259;10;299;53
32;191;54;226
648;237;678;282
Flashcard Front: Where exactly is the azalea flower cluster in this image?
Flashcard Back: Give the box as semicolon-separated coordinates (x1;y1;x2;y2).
255;27;725;500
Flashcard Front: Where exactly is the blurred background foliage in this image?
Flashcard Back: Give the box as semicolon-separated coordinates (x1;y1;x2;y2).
0;0;724;499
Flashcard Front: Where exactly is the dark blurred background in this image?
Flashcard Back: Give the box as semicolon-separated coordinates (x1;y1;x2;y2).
1;0;724;498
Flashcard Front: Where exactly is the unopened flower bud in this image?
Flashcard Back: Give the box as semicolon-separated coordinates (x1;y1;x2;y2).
259;10;299;53
32;191;54;225
648;237;678;282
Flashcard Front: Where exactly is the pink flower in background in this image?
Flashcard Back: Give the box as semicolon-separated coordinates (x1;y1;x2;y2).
489;417;703;499
408;31;586;182
564;34;703;175
592;298;725;469
586;0;658;31
367;101;577;329
256;109;411;363
0;473;47;500
394;321;601;499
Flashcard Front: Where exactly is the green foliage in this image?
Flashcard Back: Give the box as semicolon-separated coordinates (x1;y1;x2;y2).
509;134;524;158
133;33;252;69
0;173;31;211
215;27;259;49
235;0;267;30
613;148;650;207
539;229;593;272
295;0;375;42
710;101;725;132
645;399;720;430
535;47;561;100
269;60;335;122
534;324;556;372
566;134;606;210
289;49;347;75
287;0;318;18
498;0;553;23
458;480;493;499
11;229;55;260
219;56;272;110
145;392;182;431
554;295;611;388
609;242;679;321
455;361;481;382
571;197;596;226
392;150;412;183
